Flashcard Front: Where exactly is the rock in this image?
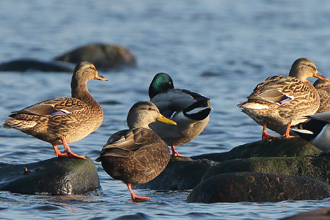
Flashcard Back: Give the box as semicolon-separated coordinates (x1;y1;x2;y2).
0;157;100;195
282;206;330;220
0;59;73;72
137;138;324;191
192;137;321;162
187;172;330;203
136;157;217;190
201;152;330;184
135;137;330;203
54;43;137;69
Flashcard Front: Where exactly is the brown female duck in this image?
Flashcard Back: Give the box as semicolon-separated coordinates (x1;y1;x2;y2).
96;101;176;201
314;78;330;113
238;58;328;140
3;61;108;159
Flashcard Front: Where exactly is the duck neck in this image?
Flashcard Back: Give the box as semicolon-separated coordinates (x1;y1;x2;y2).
71;80;96;103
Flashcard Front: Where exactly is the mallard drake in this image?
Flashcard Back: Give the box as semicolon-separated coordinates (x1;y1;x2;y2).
291;112;330;151
238;58;328;140
3;61;108;159
314;78;330;113
96;101;176;201
148;73;212;157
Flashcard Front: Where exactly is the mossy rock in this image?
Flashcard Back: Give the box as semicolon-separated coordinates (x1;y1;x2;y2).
0;157;101;195
202;154;330;184
54;43;136;69
192;137;321;162
187;172;330;203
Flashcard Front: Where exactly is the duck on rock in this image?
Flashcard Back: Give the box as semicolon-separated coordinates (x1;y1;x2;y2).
148;73;212;157
96;101;177;201
3;61;108;159
238;58;329;140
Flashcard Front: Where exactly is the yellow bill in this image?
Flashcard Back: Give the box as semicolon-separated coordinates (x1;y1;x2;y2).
157;114;177;125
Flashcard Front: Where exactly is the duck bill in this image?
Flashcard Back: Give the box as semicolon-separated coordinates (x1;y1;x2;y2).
95;72;108;81
157;114;177;125
314;72;329;81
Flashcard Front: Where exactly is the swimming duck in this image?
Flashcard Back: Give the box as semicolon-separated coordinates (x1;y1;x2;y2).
291;112;330;151
238;58;328;140
314;78;330;114
3;61;108;159
148;73;212;157
96;101;176;201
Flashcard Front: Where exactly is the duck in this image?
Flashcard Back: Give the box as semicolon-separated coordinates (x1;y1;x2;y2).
291;112;330;151
96;101;177;201
3;61;108;159
314;78;330;113
148;73;212;157
238;58;329;140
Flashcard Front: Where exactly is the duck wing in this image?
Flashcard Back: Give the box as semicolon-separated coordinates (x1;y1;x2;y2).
151;88;210;112
97;128;162;159
9;97;87;117
248;76;303;105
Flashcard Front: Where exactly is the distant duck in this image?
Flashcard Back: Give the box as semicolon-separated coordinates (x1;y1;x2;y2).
96;101;177;201
3;61;108;159
238;58;328;140
291;112;330;151
314;78;330;113
148;73;212;157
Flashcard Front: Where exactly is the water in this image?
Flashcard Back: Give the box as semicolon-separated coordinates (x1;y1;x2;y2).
1;0;330;219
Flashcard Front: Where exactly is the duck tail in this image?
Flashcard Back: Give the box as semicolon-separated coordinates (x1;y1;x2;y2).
183;100;212;121
3;119;37;130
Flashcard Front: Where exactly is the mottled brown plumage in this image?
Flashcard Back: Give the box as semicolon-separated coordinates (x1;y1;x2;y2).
3;61;108;158
96;101;176;201
314;79;330;114
238;58;328;140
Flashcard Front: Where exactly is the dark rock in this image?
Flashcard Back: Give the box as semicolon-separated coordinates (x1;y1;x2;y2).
136;138;323;191
187;172;330;203
201;154;330;184
282;206;330;220
192;137;321;162
54;43;136;69
0;59;73;72
0;157;100;195
136;157;217;190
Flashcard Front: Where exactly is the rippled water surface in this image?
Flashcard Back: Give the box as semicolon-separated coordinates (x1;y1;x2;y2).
1;0;330;219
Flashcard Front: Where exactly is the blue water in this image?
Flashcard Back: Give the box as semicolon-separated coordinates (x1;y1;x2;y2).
1;0;330;219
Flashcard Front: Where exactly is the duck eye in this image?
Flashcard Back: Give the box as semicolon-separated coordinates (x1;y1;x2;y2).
89;66;96;71
307;64;316;71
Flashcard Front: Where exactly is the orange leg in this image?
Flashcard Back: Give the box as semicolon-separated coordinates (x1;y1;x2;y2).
60;136;86;159
127;183;149;201
262;120;277;140
52;144;70;157
171;145;185;157
282;122;295;138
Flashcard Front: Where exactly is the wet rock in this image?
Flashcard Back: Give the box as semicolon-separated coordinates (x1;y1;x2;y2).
54;43;137;69
192;137;321;162
0;59;74;72
136;137;330;204
187;172;330;203
0;157;100;195
201;154;330;184
137;138;323;191
282;206;330;220
136;157;217;190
